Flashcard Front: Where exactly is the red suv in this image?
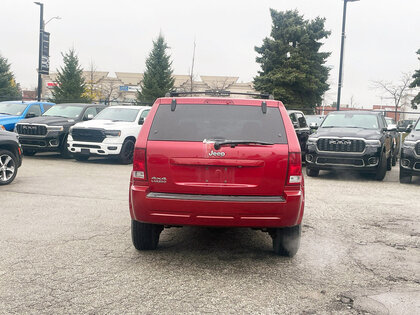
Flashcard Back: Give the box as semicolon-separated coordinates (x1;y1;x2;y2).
129;95;305;256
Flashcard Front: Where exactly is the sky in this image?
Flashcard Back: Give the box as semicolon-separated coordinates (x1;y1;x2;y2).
1;0;419;108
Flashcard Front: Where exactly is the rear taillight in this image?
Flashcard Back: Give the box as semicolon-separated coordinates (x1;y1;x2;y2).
132;148;147;180
287;152;302;185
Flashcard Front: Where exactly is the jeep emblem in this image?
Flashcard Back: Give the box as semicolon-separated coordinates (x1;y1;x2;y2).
209;150;226;157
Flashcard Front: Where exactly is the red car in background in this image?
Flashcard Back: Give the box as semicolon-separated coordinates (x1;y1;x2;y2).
129;93;305;256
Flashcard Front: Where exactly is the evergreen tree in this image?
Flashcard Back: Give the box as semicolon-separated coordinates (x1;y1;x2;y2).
51;49;90;103
410;49;420;109
137;34;174;104
0;54;21;101
254;9;331;110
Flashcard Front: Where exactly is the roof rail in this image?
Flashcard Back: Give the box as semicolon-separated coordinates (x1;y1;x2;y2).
166;90;274;100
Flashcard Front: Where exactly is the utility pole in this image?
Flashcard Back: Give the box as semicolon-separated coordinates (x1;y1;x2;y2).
336;0;359;111
34;2;44;101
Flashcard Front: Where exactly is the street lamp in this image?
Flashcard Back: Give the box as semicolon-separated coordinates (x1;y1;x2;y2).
34;2;44;101
336;0;359;111
45;16;61;26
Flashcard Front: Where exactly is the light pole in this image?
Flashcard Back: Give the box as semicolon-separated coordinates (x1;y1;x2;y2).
336;0;359;111
34;2;44;101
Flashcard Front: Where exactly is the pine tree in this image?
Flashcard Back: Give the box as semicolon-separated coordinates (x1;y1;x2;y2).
0;54;21;101
51;49;90;104
254;9;331;110
137;34;174;104
410;49;420;109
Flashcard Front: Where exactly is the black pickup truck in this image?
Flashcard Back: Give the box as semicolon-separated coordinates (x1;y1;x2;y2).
15;103;105;157
400;118;420;183
0;130;22;185
305;111;394;181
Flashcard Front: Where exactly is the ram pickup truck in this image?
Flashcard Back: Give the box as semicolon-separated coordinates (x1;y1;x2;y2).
15;103;105;157
0;101;55;131
306;111;394;181
400;118;420;183
67;106;150;164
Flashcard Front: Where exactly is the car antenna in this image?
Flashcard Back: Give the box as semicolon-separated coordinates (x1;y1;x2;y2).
261;101;267;114
171;98;177;111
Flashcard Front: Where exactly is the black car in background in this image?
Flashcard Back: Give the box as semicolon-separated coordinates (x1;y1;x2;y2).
15;104;106;157
306;111;394;181
400;118;420;183
0;130;22;185
288;110;310;158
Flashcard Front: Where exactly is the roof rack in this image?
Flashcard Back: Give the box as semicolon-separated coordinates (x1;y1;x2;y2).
166;90;274;100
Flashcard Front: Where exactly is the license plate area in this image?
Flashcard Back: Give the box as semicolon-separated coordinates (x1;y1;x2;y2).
81;148;90;154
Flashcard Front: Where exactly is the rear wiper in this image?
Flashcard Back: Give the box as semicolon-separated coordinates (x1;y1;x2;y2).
214;140;274;150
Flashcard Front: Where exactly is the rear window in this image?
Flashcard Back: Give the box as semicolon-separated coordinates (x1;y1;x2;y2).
148;104;287;144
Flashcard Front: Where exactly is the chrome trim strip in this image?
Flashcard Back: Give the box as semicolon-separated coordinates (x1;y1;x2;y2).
316;137;367;155
147;192;285;202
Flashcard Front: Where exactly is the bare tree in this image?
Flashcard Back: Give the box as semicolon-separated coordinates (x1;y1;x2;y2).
372;73;412;121
86;60;97;101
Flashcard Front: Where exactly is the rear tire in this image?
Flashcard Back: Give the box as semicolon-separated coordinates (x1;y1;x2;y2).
60;135;72;158
270;225;301;257
375;151;387;181
0;150;18;185
131;220;163;250
392;153;397;166
119;139;135;164
386;154;392;171
306;167;319;177
399;168;412;184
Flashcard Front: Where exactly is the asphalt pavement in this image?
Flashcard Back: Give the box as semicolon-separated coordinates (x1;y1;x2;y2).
0;154;419;314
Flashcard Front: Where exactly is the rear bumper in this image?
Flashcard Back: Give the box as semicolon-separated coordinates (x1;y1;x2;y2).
130;185;304;228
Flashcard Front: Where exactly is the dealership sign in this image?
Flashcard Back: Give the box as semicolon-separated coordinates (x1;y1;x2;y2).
119;85;139;92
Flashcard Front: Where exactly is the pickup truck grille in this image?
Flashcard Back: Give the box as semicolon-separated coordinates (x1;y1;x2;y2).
317;138;365;153
71;128;106;143
16;124;47;136
416;142;420;155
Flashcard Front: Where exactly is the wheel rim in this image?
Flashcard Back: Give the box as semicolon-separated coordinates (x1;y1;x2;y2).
123;141;134;161
0;154;15;183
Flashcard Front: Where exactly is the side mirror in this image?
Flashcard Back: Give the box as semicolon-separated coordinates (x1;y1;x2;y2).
406;124;413;133
87;114;94;120
309;122;319;130
293;122;299;129
139;117;145;125
387;124;397;132
26;113;36;118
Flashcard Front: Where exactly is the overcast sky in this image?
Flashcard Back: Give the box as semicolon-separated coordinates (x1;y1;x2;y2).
1;0;419;107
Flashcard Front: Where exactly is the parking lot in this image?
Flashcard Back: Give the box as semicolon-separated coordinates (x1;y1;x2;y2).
0;154;419;314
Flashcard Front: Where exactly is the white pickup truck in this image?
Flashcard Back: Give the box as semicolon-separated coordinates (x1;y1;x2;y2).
67;105;150;164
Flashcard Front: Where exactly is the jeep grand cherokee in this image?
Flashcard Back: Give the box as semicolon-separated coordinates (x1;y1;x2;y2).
305;111;393;181
129;95;305;256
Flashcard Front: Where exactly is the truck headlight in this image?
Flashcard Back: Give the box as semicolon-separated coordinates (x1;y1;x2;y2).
47;126;64;131
307;138;317;144
105;130;121;137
